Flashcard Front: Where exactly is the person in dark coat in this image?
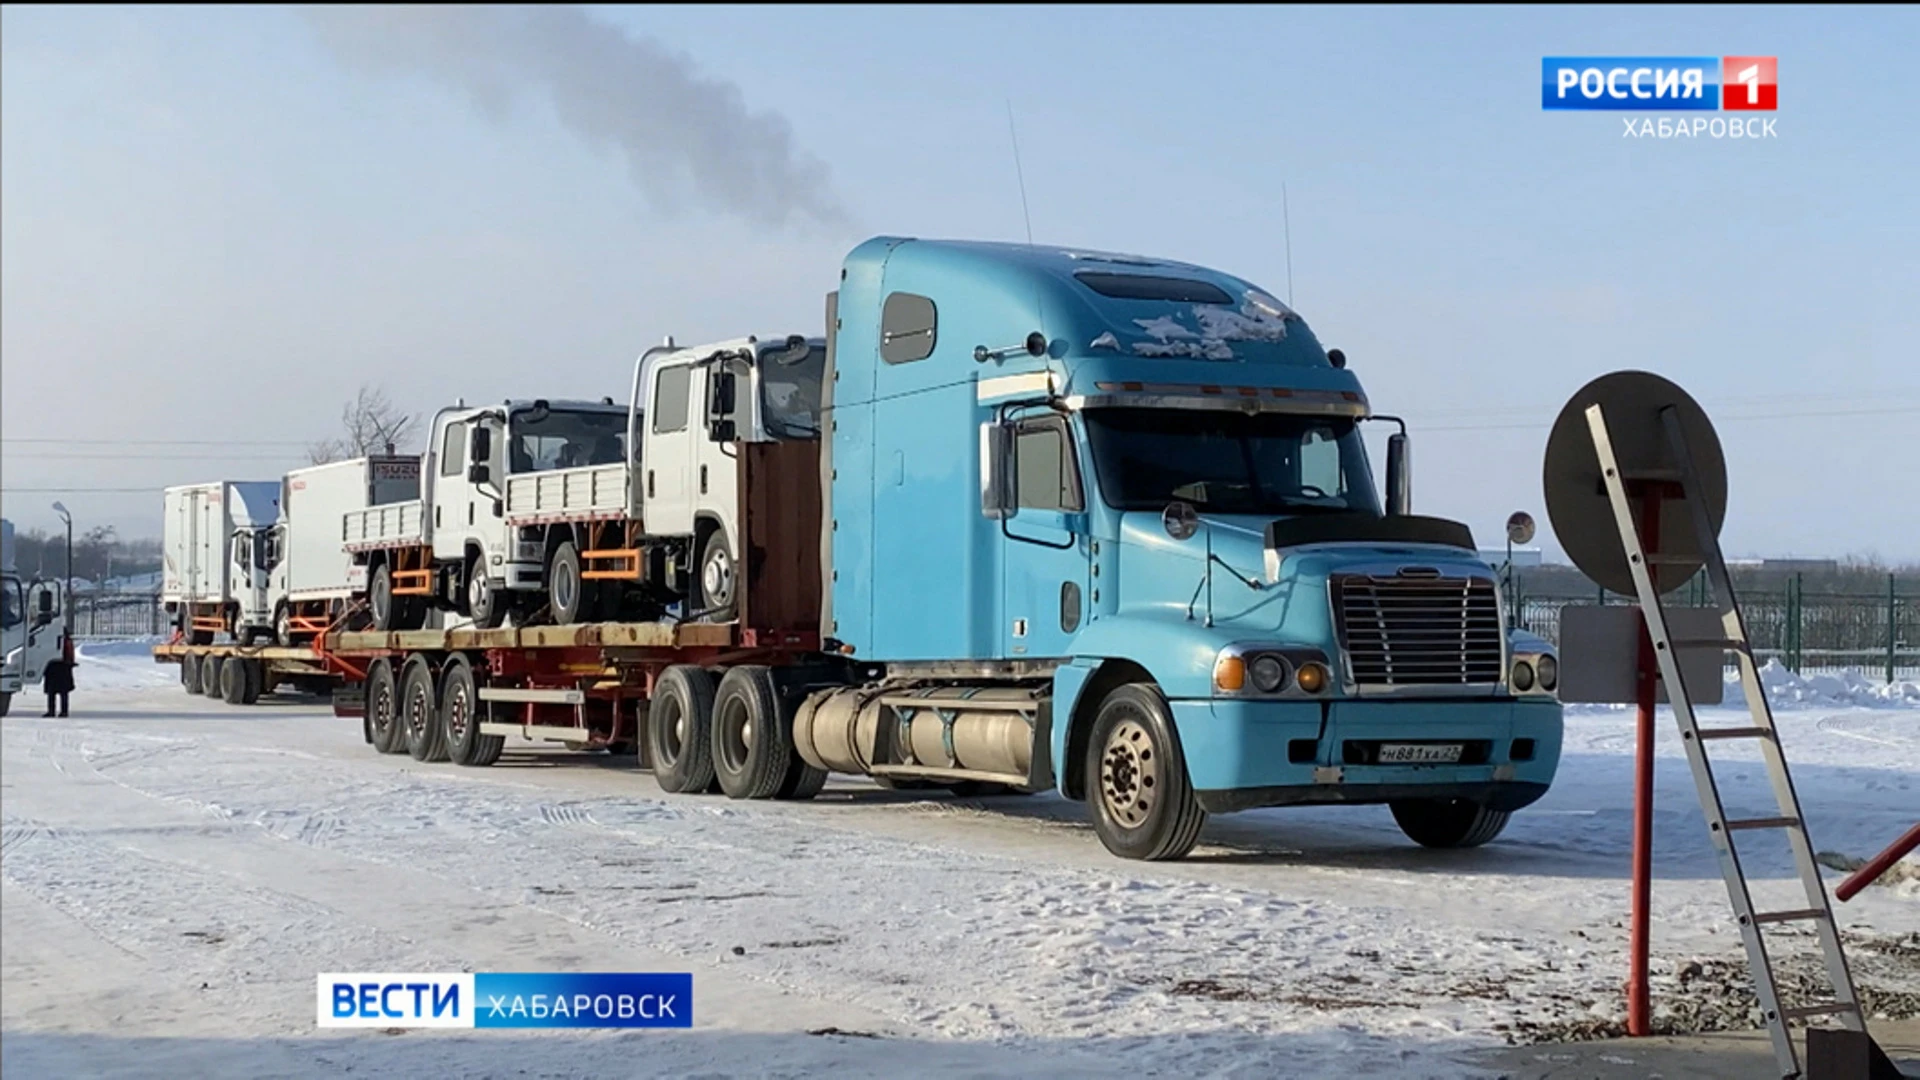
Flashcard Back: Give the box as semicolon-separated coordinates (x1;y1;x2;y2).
42;636;74;718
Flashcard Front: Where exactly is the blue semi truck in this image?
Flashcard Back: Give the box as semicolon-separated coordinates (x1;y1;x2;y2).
165;235;1564;862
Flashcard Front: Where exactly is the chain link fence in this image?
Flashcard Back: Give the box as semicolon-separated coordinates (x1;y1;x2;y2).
1514;574;1919;682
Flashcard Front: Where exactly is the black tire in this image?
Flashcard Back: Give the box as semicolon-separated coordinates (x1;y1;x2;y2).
466;555;505;630
182;653;203;695
367;659;404;754
1389;799;1511;849
0;692;10;718
1085;683;1207;861
274;604;294;648
777;754;829;801
220;655;248;705
440;655;504;766
370;563;398;631
710;666;793;800
548;541;589;626
401;657;446;762
647;664;717;793
201;655;227;699
696;528;737;622
240;659;264;705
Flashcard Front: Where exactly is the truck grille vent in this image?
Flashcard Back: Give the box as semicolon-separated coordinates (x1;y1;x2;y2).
1332;574;1503;687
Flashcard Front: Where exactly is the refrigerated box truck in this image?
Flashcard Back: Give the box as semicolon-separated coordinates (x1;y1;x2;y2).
163;481;280;644
271;456;421;645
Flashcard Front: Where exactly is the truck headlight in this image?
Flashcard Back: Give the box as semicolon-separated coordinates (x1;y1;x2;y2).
1295;661;1329;695
1536;654;1558;691
1249;654;1291;694
1511;659;1536;692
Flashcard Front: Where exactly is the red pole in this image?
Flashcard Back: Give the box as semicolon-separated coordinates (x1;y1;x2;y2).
1836;823;1920;903
1628;490;1662;1037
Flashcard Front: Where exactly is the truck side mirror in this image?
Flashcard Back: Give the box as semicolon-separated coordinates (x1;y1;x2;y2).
467;462;492;485
709;370;737;418
980;422;1017;520
1385;432;1411;516
470;424;492;463
37;590;53;616
708;419;737;444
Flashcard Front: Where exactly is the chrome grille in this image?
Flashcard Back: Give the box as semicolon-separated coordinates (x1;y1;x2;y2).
1332;573;1503;687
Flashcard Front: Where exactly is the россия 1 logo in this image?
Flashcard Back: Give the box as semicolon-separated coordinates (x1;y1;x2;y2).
1541;57;1777;111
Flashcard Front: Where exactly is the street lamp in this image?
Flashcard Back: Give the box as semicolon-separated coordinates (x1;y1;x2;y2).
51;502;72;627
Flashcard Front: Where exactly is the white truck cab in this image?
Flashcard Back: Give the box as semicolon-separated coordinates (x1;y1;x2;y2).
1;519;67;718
638;334;826;619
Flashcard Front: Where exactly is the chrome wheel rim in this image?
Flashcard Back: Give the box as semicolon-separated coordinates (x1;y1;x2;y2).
1099;717;1158;828
553;562;575;614
447;683;469;741
702;546;734;606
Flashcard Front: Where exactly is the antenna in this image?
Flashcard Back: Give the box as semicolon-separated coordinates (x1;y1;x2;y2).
1282;181;1295;307
1006;100;1034;246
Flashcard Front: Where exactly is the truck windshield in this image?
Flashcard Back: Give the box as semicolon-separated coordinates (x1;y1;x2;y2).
509;409;628;473
1083;408;1383;516
758;344;825;440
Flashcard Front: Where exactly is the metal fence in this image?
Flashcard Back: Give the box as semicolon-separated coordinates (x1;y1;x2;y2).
68;591;168;640
1515;576;1919;682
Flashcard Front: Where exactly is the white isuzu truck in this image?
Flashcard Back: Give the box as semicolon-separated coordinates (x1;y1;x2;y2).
502;334;825;625
269;455;421;646
1;518;68;717
162;481;280;644
342;399;629;631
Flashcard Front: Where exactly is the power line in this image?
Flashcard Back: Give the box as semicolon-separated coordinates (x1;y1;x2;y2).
3;436;314;447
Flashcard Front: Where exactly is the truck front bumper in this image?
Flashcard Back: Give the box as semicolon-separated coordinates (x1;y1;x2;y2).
1170;698;1563;815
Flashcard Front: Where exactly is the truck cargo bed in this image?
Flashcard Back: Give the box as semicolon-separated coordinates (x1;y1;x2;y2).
504;463;629;524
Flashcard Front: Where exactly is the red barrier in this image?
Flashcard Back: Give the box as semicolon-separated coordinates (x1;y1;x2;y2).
1835;823;1920;903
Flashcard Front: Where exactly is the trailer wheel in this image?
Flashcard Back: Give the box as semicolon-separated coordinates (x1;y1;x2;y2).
776;754;829;801
696;528;737;622
1389;799;1511;849
548;541;589;626
710;666;794;800
201;655;227;699
401;656;447;762
1085;683;1206;861
241;659;264;705
0;692;12;718
367;659;403;754
440;655;504;767
466;556;505;630
219;655;248;705
182;653;203;695
647;665;716;793
370;564;398;631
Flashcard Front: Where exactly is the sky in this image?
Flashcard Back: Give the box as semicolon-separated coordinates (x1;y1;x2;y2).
3;5;1916;563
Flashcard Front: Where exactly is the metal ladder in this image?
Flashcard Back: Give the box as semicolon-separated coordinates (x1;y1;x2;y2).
1586;403;1866;1080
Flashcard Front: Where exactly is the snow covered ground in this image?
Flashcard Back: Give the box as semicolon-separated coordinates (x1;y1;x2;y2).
2;643;1914;1078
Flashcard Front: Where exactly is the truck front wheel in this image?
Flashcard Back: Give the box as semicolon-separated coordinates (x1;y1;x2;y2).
466;556;505;630
1389;799;1510;849
370;564;398;631
1085;683;1207;861
697;529;736;623
548;542;590;625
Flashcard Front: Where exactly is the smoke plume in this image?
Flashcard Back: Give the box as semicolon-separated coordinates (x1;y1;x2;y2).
302;5;849;229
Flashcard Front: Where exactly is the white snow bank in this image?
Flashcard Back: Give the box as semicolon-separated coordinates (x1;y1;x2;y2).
1567;659;1919;714
73;638;178;692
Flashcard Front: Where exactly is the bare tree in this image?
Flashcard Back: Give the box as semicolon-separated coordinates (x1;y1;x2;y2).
307;384;418;465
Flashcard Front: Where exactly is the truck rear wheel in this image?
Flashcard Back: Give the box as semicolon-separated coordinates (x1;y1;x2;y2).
548;541;589;625
182;653;203;694
241;659;263;705
711;666;792;800
647;664;716;793
441;655;504;766
401;656;446;762
1085;683;1207;861
1389;799;1510;849
201;656;227;699
367;659;403;754
370;564;398;631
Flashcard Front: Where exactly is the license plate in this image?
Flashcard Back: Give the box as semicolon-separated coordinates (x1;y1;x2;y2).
1378;743;1463;765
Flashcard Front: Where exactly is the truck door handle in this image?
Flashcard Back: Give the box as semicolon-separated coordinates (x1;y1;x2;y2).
647;470;655;498
435;507;441;527
468;504;474;525
699;465;707;494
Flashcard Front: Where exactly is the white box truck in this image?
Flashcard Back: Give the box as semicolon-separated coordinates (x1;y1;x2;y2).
269;456;420;645
162;481;280;645
1;518;67;717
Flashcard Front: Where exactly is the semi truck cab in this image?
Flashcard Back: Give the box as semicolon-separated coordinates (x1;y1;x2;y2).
813;238;1563;859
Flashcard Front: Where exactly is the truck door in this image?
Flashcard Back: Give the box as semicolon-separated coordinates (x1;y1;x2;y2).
1000;413;1092;659
431;419;470;562
641;360;697;537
